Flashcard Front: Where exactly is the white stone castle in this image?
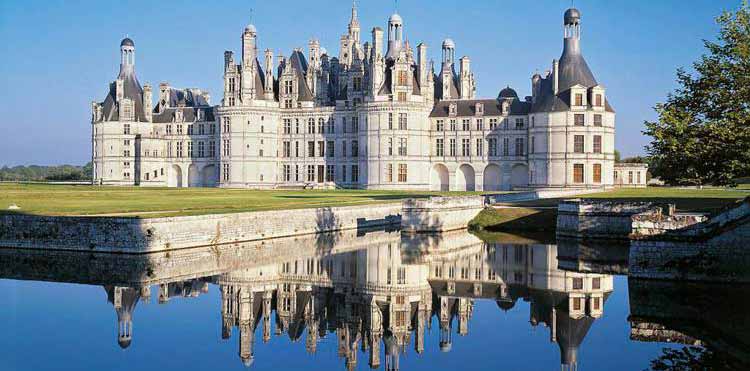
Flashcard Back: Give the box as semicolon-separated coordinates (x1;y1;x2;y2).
92;5;615;191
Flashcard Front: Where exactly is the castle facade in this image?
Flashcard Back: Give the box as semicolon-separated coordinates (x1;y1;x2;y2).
92;5;615;191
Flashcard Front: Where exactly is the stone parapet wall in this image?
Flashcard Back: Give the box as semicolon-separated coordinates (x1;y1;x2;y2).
0;204;403;254
401;196;485;234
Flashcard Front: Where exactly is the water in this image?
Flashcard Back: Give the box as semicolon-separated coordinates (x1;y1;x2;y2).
1;230;747;371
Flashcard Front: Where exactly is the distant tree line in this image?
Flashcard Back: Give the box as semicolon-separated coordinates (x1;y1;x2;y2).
0;162;92;182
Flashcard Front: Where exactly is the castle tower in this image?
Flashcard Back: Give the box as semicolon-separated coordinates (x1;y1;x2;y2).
241;24;258;102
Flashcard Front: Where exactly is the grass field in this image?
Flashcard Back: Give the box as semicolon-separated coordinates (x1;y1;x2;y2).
472;187;750;233
0;183;487;218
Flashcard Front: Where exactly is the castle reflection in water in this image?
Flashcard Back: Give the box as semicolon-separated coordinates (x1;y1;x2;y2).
100;230;612;370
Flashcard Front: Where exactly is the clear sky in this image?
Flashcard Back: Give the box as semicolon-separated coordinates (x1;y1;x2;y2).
0;0;739;166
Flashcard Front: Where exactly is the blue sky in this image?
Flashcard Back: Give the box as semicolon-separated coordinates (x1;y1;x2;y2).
0;0;739;166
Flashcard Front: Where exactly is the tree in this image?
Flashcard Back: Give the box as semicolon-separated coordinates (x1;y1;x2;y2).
614;150;622;163
644;1;750;186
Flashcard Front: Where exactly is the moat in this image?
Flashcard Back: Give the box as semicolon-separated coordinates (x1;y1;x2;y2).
1;230;748;371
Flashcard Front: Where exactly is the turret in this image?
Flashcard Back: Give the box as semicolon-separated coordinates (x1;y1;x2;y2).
119;38;135;76
385;13;404;59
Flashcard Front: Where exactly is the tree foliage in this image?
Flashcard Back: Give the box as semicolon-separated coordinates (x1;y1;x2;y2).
0;163;92;182
644;1;750;186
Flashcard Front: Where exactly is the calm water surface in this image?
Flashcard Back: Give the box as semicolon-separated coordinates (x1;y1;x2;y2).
1;230;747;370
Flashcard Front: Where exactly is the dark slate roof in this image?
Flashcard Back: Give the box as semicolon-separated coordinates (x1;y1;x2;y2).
564;8;581;24
286;50;314;102
430;98;531;118
152;107;215;123
530;74;615;113
498;86;519;99
100;67;148;122
558;38;597;92
121;38;134;47
163;88;209;107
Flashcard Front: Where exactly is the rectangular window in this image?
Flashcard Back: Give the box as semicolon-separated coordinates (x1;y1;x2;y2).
307;165;315;182
637;171;642;184
531;136;535;154
341;165;346;182
308;141;315;157
284;119;291;134
123;123;131;135
629;171;634;184
573;277;583;290
295;141;300;157
318;118;325;134
436;120;444;131
462;138;470;156
574;135;585;153
462;119;470;131
449;139;456;156
198;141;205;157
436;138;444;156
352;165;359;183
574;114;585;126
318;141;325;157
223;163;230;182
593;297;601;310
283;141;291;157
476;138;484;156
398;138;407;156
515;138;524;156
489;118;498;130
593;164;602;184
352;116;359;133
386;164;393;182
594;114;603;127
327;118;334;133
342;140;347;157
503;138;510;156
398;92;407;102
488;138;497;156
575;93;583;106
574;164;585;184
283;165;291;182
450;119;457;131
593;277;601;290
325;165;334;182
573;298;582;311
593;135;602;154
352;140;359;157
398;164;407;183
388;113;394;130
308;119;315;134
476;119;484;131
595;94;603;107
398;113;408;130
327;141;334;157
515;118;524;129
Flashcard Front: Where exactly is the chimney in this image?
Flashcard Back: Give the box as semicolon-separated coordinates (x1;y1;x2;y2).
553;59;559;95
143;84;153;122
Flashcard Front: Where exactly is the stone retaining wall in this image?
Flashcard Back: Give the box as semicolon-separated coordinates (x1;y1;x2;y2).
0;203;403;254
401;196;485;234
556;200;661;239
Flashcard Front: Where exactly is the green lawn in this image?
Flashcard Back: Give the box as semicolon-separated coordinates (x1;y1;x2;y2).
0;183;490;218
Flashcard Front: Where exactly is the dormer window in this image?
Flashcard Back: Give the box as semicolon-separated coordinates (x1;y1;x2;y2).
120;99;134;121
475;103;484;116
502;101;510;115
595;94;603;107
575;93;583;106
174;110;183;123
449;103;457;116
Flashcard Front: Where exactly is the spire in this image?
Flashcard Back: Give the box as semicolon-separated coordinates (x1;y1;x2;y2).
351;0;359;26
348;0;361;43
557;7;597;91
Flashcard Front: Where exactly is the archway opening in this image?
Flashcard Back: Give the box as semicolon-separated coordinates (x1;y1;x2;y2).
456;164;476;192
430;164;450;192
511;164;529;189
169;165;183;188
483;164;502;192
202;165;217;188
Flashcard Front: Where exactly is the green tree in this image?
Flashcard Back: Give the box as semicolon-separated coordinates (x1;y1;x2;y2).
644;1;750;186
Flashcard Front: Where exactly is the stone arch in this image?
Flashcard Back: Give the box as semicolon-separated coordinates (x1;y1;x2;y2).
430;164;450;192
483;164;502;192
201;165;217;188
511;163;529;188
168;164;183;188
456;164;476;192
188;164;201;187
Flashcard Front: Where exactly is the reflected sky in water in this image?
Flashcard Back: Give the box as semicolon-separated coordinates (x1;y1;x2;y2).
0;230;746;371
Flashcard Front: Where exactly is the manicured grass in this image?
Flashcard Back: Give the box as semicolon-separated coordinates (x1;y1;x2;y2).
469;207;557;233
0;183;491;218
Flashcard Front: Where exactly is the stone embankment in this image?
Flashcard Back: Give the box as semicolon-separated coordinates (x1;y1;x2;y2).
0;196;488;254
629;198;750;283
